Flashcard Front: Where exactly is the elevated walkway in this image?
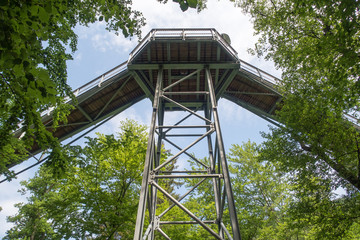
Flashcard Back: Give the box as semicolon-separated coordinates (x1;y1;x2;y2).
15;28;282;155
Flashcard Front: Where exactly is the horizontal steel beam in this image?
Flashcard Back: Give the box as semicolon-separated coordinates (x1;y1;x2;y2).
160;220;216;225
159;170;208;174
128;63;240;70
157;125;211;129
164;102;205;110
165;134;204;137
154;174;222;179
163;91;209;95
226;91;279;96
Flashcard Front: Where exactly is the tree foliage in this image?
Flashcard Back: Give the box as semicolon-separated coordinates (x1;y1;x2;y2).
234;0;360;190
6;133;360;239
229;141;360;239
0;0;145;177
163;0;207;12
228;141;305;239
230;0;360;237
260;129;360;239
5;120;148;240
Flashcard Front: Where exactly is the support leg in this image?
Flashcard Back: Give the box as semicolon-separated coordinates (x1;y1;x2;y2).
134;69;163;240
206;68;242;240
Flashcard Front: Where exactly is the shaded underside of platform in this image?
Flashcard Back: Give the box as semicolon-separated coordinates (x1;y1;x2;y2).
19;29;283;155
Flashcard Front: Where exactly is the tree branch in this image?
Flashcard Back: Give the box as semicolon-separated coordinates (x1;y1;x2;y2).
300;142;360;190
356;136;360;185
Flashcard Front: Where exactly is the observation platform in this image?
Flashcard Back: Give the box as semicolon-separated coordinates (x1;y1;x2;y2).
18;28;283;155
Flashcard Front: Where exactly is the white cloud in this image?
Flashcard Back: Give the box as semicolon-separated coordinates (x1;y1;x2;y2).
75;21;138;54
74;52;82;61
91;31;138;54
0;199;22;235
133;0;257;60
79;0;262;63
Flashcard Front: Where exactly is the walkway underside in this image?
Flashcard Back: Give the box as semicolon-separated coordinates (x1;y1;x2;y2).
14;29;282;157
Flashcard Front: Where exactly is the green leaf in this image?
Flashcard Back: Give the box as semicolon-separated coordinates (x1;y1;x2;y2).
180;1;189;11
4;120;149;239
187;0;197;8
38;7;49;23
30;5;39;16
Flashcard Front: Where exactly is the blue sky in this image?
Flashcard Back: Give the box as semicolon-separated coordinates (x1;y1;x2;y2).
0;0;281;237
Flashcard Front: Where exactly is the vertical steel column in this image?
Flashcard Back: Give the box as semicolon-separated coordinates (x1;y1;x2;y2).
206;68;242;240
149;102;165;240
134;69;163;240
204;102;224;238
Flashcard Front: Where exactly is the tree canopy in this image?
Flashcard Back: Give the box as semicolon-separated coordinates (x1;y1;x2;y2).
0;0;145;178
5;120;148;239
5;132;360;239
231;0;360;236
228;141;294;239
233;0;360;191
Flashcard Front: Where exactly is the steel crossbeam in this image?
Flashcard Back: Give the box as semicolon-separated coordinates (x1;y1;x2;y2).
134;68;241;240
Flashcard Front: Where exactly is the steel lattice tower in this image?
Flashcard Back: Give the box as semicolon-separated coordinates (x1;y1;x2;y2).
133;67;241;239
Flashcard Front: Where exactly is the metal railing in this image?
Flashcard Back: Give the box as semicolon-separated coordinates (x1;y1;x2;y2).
128;28;239;63
239;59;281;88
34;28;284;123
41;62;128;117
344;112;360;128
38;29;281;121
14;27;360;147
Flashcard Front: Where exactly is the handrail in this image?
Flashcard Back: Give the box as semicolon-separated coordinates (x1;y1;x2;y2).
41;61;128;117
22;28;283;131
128;28;279;87
128;28;239;63
344;112;360;128
39;29;280;118
239;59;281;86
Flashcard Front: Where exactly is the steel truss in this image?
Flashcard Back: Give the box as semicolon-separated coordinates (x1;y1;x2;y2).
134;68;241;240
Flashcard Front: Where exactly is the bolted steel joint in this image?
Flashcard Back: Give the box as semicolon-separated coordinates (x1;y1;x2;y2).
149;171;156;181
154;216;160;230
